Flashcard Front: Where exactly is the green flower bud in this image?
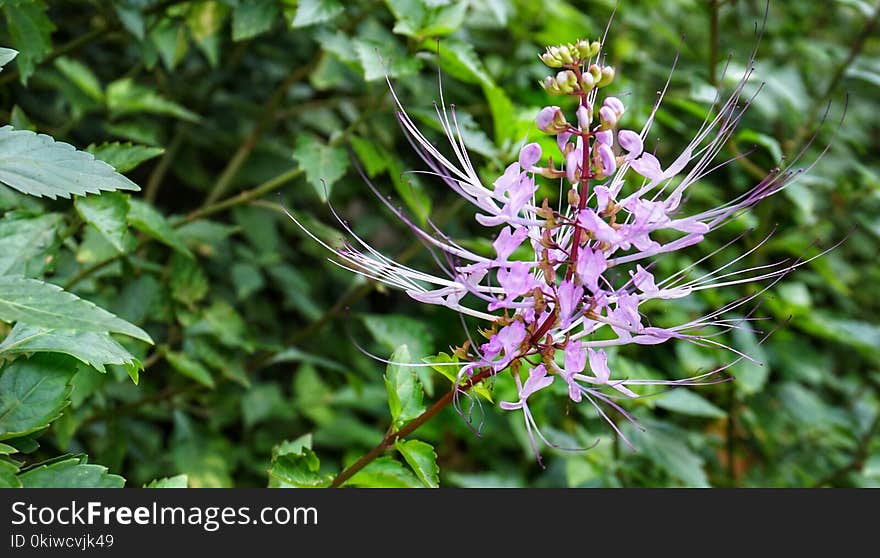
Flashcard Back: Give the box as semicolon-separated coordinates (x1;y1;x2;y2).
598;66;615;87
581;71;595;91
541;51;562;68
590;41;601;57
558;45;574;65
589;64;602;84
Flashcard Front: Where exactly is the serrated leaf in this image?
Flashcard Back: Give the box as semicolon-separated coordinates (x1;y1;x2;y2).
75;192;131;253
0;126;140;199
268;436;332;488
165;351;215;387
0;275;153;343
86;142;164;173
3;1;54;84
364;313;434;394
145;474;188;488
291;0;343;28
292;134;348;201
54;57;104;102
18;455;125;488
0;47;18;72
388;0;467;38
384;345;425;428
106;78;200;122
127;199;192;257
395;439;438;487
0;354;76;440
344;456;422;487
0;323;142;377
0;212;61;276
232;0;279;40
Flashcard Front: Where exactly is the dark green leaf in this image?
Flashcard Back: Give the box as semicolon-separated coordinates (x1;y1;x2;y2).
106;78;200;122
0;275;153;343
0;212;61;276
291;0;343;28
0;323;141;376
127;199;193;257
145;474;188;488
292;134;349;201
232;0;279;41
343;456;422;487
86;142;164;173
75;192;131;253
0;126;140;199
384;345;425;428
2;1;54;84
0;354;76;440
165;351;214;388
395;439;438;487
19;455;124;488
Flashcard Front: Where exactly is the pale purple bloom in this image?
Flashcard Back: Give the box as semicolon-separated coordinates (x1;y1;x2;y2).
287;29;825;463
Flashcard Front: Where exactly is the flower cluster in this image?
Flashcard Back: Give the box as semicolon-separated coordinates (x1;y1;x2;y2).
287;35;820;463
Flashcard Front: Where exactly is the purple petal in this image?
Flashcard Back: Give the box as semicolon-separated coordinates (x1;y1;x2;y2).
617;130;643;158
536;106;561;132
595;130;613;146
587;348;611;383
564;340;586;374
598;143;617;174
604;96;625;114
565;150;579;183
493;226;529;262
629;153;663;181
519;142;542;169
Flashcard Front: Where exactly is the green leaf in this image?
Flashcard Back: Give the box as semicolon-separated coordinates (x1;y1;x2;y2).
86;142;164;173
53;57;104;103
421;38;490;86
0;354;76;440
165;351;215;388
424;352;493;402
291;0;344;28
145;474;188;488
0;126;140;199
18;455;125;488
384;345;426;428
0;275;153;343
2;1;54;84
268;435;332;488
232;0;279;41
654;389;726;418
0;459;21;488
387;0;467;38
350;136;388;177
127;199;193;257
395;439;438;487
483;83;516;145
0;212;62;276
106;78;200;122
168;252;209;304
0;47;18;72
736;129;783;164
0;323;142;377
344;456;422;487
292;134;349;201
75;192;131;253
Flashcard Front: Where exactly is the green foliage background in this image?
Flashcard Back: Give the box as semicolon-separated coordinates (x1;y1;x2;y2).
0;0;878;488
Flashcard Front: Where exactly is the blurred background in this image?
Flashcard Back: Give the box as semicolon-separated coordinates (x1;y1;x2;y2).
1;0;878;487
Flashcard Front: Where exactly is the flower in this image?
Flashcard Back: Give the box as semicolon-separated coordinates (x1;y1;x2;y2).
285;29;827;464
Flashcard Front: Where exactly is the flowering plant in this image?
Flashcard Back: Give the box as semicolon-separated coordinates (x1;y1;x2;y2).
288;27;828;468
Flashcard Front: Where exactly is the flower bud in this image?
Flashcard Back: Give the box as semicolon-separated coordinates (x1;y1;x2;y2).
541;51;562;68
598;66;615;87
599;106;617;129
588;64;602;84
604;96;625;117
575;39;592;59
576;105;592;130
589;41;601;57
596;143;617;176
568;187;580;207
536;106;568;133
580;71;595;91
558;45;574;65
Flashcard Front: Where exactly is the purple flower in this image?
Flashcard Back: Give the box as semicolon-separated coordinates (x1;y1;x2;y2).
288;30;820;461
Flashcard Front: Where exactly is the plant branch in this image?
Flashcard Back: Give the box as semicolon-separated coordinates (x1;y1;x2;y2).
330;368;494;488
